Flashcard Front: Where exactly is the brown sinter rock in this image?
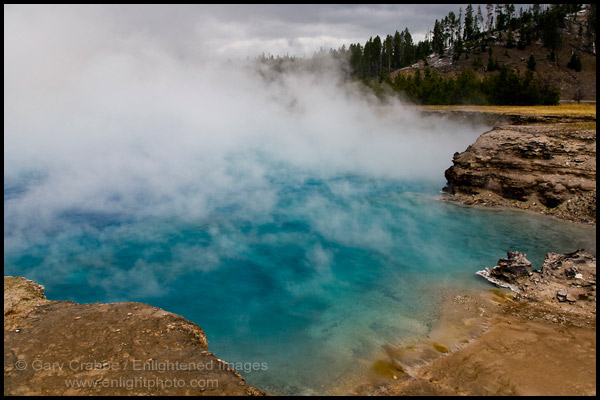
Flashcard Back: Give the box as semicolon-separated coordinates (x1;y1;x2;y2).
443;123;596;224
4;276;265;396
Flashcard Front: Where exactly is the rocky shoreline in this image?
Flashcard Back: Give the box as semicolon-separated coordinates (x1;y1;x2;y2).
339;250;596;396
442;121;596;225
4;276;265;396
476;249;596;317
336;111;597;395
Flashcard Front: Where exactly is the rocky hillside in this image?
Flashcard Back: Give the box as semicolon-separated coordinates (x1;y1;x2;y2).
442;121;596;224
4;276;265;396
392;7;596;103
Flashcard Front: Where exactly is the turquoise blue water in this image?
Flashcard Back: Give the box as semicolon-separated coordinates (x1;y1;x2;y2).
4;171;596;395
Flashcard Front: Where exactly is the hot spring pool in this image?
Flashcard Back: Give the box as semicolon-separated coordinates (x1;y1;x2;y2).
4;174;595;395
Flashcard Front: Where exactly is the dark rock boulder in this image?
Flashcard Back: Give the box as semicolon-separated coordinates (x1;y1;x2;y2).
488;251;532;285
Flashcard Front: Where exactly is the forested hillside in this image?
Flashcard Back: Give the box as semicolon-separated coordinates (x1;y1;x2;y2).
259;4;596;105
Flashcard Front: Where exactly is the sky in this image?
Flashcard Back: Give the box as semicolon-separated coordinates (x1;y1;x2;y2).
4;4;485;61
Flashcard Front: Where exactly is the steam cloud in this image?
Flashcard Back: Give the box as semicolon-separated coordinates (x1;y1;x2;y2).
4;5;487;295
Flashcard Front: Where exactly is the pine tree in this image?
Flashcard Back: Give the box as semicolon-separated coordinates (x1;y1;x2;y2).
586;4;596;51
384;34;393;71
457;7;463;40
432;19;445;55
495;5;506;31
476;5;484;36
506;30;515;48
486;4;494;32
393;31;402;68
527;54;536;71
402;28;414;66
540;7;562;65
487;47;498;71
506;4;516;30
567;53;582;71
464;4;475;41
349;43;363;77
453;38;464;61
447;11;458;44
363;38;373;77
372;35;382;76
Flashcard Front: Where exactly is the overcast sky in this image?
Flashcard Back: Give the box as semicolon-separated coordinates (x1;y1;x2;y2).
4;4;496;61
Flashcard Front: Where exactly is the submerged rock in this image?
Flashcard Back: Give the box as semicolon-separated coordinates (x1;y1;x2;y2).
4;276;265;396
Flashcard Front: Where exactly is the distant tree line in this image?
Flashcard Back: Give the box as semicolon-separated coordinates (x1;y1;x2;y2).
256;4;595;105
345;29;432;80
392;67;560;106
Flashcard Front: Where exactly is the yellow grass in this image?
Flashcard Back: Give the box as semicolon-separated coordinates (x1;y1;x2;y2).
417;104;596;117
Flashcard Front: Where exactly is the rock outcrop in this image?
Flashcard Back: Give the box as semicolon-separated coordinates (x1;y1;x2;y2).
476;250;596;315
476;251;533;292
443;123;596;224
4;276;265;396
348;250;597;396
